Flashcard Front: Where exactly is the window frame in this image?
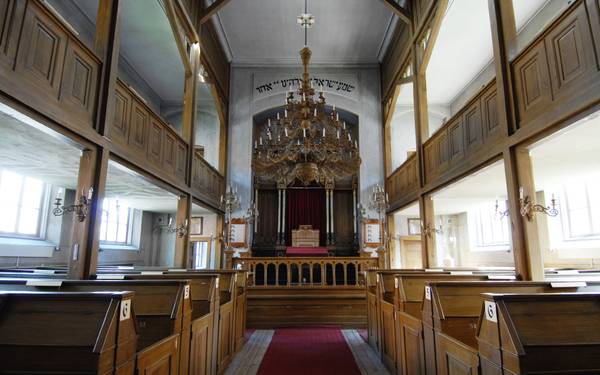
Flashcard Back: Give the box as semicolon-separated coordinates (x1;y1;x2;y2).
99;199;135;246
0;171;50;241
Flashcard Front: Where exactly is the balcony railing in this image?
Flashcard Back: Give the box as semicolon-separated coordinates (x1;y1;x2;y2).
233;257;378;288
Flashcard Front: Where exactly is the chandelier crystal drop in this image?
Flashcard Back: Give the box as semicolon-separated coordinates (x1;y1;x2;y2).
253;26;361;186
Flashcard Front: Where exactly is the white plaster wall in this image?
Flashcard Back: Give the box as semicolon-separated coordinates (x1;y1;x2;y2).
227;66;384;218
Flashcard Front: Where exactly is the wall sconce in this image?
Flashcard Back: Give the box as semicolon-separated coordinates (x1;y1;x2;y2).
154;217;188;238
172;219;188;238
53;188;93;222
494;199;509;220
519;187;559;221
422;222;442;238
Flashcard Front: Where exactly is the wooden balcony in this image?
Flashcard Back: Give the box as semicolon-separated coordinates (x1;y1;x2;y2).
386;153;419;209
191;150;225;209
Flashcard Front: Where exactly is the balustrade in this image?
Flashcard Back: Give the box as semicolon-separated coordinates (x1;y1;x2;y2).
233;257;378;288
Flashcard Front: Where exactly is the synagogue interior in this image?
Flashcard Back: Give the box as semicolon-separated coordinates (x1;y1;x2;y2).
0;0;599;373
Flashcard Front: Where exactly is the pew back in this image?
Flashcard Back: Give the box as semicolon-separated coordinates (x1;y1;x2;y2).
0;291;136;374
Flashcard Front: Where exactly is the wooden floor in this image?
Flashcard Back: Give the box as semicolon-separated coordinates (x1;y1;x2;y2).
224;329;389;375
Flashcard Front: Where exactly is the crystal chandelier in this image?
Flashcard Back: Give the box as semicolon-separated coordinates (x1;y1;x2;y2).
252;2;361;186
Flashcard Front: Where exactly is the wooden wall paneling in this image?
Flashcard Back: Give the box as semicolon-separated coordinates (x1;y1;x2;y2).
436;130;449;174
463;100;483;153
176;140;188;181
545;1;600;104
147;118;164;166
0;0;25;69
512;36;553;128
59;39;100;128
588;0;600;59
14;1;67;99
254;189;278;248
164;130;177;173
448;118;464;164
481;84;500;140
110;81;132;145
423;140;436;184
127;99;149;155
333;190;355;249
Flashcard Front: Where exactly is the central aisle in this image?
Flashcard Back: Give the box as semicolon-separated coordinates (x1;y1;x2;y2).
225;327;390;375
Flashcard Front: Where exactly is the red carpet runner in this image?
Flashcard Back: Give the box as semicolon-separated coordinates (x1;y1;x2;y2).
257;327;362;375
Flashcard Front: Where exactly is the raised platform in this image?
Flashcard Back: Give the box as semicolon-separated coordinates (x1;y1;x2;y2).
285;247;329;256
246;287;367;329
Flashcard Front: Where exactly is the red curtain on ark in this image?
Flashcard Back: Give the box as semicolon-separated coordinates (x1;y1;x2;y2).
285;189;326;246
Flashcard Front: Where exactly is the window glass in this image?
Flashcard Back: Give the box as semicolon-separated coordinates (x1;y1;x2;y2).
117;0;186;135
100;198;133;244
45;0;99;52
190;201;220;269
389;78;416;173
430;160;514;268
98;160;179;268
425;0;496;139
529;110;600;271
0;106;82;271
195;81;222;171
512;0;572;56
391;201;422;269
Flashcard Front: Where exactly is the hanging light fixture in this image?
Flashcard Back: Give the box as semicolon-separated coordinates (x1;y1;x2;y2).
252;0;361;186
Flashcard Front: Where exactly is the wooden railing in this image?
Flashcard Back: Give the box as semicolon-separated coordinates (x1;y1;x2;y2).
422;79;499;185
386;153;419;207
110;79;188;185
0;0;101;135
192;150;225;208
233;257;378;288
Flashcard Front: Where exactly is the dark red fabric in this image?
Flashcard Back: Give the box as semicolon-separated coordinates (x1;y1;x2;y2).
285;189;326;246
257;327;362;375
286;247;329;256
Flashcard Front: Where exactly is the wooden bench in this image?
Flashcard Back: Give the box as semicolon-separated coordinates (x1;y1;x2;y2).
366;269;380;351
423;281;600;375
376;271;493;374
94;268;246;375
0;290;136;374
110;272;221;375
0;279;190;374
478;292;600;374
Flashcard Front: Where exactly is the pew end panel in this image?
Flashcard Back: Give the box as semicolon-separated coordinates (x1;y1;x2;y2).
478;292;600;374
0;291;137;375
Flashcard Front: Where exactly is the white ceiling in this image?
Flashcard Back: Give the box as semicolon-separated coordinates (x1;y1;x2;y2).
530;111;600;189
432;160;508;215
105;161;179;213
0;104;82;189
214;0;395;65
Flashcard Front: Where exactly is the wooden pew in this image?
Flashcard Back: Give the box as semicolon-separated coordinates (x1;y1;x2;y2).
478;292;600;374
377;271;492;374
95;268;246;375
0;279;189;375
112;272;220;375
366;269;380;351
423;281;600;375
233;270;247;353
0;290;137;374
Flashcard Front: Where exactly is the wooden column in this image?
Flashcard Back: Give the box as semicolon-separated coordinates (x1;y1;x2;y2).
420;195;434;268
94;0;122;136
387;213;396;268
504;148;544;280
216;214;225;268
79;148;110;278
174;194;191;268
488;0;539;280
68;149;98;278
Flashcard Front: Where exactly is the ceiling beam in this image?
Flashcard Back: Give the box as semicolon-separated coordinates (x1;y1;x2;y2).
379;0;411;24
199;0;233;24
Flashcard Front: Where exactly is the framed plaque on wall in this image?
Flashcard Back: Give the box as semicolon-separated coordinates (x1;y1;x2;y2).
363;219;383;247
229;218;248;248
